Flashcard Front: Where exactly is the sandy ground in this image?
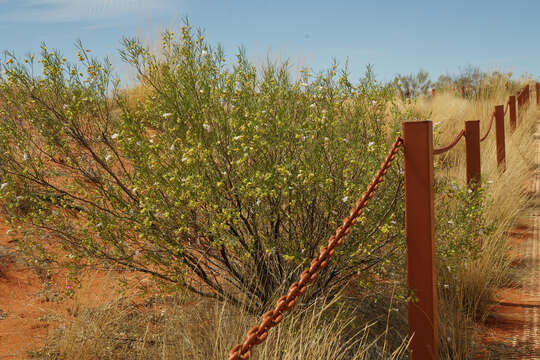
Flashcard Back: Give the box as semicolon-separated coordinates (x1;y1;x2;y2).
476;123;540;359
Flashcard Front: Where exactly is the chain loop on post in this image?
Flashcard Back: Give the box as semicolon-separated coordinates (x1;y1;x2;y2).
480;111;496;142
228;137;404;360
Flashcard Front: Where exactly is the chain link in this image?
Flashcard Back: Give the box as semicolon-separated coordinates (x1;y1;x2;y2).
228;137;404;360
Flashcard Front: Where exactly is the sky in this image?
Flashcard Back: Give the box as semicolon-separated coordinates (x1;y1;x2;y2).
1;0;539;85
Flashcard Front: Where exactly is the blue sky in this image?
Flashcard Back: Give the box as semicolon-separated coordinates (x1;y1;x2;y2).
1;0;539;84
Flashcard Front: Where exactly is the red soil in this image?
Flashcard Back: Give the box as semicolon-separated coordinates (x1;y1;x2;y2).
476;224;540;359
0;223;145;359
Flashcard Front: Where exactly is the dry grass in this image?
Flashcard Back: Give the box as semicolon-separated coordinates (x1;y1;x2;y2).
33;289;410;360
410;83;539;358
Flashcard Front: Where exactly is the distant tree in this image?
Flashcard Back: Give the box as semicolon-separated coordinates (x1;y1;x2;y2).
393;70;432;98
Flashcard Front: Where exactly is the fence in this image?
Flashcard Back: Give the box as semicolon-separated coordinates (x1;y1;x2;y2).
228;82;539;360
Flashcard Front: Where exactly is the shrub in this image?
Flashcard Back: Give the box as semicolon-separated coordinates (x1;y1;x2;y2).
393;70;431;98
0;21;406;312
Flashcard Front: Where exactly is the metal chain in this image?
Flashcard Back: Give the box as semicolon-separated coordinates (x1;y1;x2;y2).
480;111;496;142
228;137;404;360
433;129;465;155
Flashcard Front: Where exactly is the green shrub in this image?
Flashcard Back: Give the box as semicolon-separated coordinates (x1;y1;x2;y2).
0;21;406;312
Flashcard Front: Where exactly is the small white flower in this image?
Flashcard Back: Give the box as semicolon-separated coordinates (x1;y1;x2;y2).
487;180;494;184
16;196;23;201
181;177;187;182
169;143;175;151
199;89;203;94
367;141;375;148
467;188;472;193
201;50;208;57
233;135;242;141
444;284;449;289
105;154;112;161
149;139;154;144
478;229;483;235
451;183;457;190
343;138;349;143
0;182;8;190
162;112;172;118
96;222;102;228
134;250;140;257
372;100;377;106
324;137;329;142
261;110;266;114
301;136;306;141
447;337;451;343
203;123;211;132
23;153;28;161
448;220;454;225
434;121;441;127
392;308;399;312
111;133;119;139
181;156;188;162
310;103;316;108
342;196;349;203
6;229;12;235
256;199;261;206
63;104;69;109
390;220;396;225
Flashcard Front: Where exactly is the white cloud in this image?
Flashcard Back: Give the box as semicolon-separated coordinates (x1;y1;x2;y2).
1;0;176;23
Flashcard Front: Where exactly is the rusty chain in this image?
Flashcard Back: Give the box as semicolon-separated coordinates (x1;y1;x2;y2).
228;137;404;360
433;129;465;155
480;111;496;142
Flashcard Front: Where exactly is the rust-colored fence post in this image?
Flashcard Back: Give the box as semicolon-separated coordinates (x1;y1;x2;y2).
536;82;540;105
494;105;506;172
509;95;517;131
465;120;481;185
432;89;436;97
461;85;465;97
402;121;438;360
517;91;523;117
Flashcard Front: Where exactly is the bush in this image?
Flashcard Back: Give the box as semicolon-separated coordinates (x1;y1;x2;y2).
0;21;406;312
393;70;431;98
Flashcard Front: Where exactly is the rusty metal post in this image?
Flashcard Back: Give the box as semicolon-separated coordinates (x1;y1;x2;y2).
465;120;481;185
402;121;438;360
536;83;540;105
509;95;517;131
461;85;465;97
432;89;436;97
494;105;506;172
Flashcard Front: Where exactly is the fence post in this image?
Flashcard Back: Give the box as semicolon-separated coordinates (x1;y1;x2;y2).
465;120;481;185
402;121;438;360
461;85;465;97
509;95;517;131
495;105;506;172
536;83;540;105
432;89;436;97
